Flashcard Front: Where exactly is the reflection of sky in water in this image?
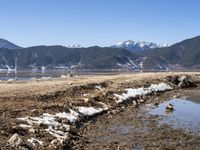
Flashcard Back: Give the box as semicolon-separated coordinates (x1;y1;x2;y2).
149;97;200;133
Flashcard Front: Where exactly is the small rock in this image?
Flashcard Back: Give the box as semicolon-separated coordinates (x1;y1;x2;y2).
166;103;174;110
138;99;145;103
132;101;137;107
1;130;6;135
121;106;125;109
7;133;22;147
51;139;59;145
154;102;159;106
28;128;35;133
109;110;117;115
68;126;79;135
39;123;48;129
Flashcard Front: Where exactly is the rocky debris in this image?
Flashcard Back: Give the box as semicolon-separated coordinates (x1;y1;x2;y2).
7;133;22;147
166;75;196;88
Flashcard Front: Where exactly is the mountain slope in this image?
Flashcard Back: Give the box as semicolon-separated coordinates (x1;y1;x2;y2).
137;35;200;70
0;39;22;49
0;46;140;70
1;36;200;71
111;40;167;52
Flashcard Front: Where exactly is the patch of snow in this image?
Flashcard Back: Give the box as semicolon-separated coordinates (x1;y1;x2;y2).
117;63;123;66
60;75;68;79
149;83;172;92
77;103;108;116
45;126;69;143
7;79;14;82
67;44;82;48
41;66;46;71
31;109;37;112
19;124;32;128
114;83;172;103
55;109;79;123
128;58;139;68
83;93;90;97
95;85;104;91
17;111;77;142
41;77;52;80
77;107;104;116
27;137;43;146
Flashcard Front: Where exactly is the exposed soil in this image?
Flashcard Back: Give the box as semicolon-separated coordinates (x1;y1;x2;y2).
77;90;200;150
0;72;200;149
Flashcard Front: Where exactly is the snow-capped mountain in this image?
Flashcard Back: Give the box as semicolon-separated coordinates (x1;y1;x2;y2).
0;38;22;49
111;40;168;52
67;44;82;48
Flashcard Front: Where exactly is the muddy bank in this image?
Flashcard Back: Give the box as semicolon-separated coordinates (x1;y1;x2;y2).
0;72;200;149
78;89;200;150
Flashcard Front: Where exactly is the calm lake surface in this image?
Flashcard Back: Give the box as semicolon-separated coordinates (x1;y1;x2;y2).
0;70;125;80
148;88;200;133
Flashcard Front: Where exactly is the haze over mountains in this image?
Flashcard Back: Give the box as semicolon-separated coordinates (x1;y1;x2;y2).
0;36;200;71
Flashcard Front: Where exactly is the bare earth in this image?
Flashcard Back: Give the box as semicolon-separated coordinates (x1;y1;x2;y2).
1;72;200;149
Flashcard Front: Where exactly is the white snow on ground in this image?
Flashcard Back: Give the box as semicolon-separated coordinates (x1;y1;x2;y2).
114;82;172;103
17;103;109;142
17;112;72;142
19;124;32;128
45;126;69;142
95;85;104;91
27;137;43;146
55;109;79;123
83;93;90;97
77;107;104;116
149;83;172;92
77;103;109;116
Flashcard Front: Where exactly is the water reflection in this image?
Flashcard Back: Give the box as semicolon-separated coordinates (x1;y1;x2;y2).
0;69;69;80
148;97;200;133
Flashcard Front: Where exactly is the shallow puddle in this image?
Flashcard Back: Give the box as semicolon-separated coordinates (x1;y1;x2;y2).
148;96;200;133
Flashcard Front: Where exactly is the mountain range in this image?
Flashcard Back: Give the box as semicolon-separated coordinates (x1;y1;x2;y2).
137;36;200;70
0;39;22;49
0;36;200;71
111;40;168;52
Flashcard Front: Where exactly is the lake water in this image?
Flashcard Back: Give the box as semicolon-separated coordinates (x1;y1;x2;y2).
0;69;124;80
0;70;67;80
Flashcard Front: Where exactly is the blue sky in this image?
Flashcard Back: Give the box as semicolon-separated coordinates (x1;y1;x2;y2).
0;0;200;47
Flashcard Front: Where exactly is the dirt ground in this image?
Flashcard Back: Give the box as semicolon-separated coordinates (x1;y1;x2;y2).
0;72;200;149
77;89;200;150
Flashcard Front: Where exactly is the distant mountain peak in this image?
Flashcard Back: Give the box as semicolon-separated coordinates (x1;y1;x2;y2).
0;38;22;49
67;44;82;48
111;40;168;52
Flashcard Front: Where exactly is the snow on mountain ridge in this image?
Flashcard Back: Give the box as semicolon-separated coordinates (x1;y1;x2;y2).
111;40;168;52
67;44;82;48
